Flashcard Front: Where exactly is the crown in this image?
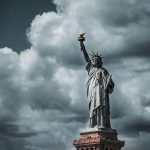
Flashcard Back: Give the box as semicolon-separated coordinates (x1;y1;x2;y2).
89;51;103;60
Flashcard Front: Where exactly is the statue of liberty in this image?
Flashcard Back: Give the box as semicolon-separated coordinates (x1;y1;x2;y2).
78;33;114;129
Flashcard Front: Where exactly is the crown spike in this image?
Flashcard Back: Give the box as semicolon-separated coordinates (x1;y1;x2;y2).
89;51;103;61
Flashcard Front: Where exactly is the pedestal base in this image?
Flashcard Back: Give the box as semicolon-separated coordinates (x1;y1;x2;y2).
73;129;124;150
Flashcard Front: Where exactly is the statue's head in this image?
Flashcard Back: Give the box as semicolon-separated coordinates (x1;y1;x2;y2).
90;52;103;68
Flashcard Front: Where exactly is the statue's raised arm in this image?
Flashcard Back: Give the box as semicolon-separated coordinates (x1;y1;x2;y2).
78;33;91;63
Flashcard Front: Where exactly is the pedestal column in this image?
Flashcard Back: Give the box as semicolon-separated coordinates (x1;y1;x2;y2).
73;129;124;150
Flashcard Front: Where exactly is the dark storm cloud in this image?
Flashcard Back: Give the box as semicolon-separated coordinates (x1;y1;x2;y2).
80;0;150;62
112;114;150;139
110;87;129;119
97;0;150;27
0;123;37;138
26;73;88;123
28;81;71;111
0;135;26;150
124;115;150;133
141;96;150;107
124;41;150;57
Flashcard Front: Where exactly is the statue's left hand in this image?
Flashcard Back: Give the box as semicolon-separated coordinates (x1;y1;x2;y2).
108;78;114;93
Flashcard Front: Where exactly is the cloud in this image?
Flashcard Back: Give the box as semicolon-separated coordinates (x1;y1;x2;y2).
0;47;88;150
0;0;150;150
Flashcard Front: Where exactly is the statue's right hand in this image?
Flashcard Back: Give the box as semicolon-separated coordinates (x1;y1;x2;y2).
78;36;85;41
78;32;85;41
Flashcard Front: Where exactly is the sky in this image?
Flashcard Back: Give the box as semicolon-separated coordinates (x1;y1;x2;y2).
0;0;150;150
0;0;56;52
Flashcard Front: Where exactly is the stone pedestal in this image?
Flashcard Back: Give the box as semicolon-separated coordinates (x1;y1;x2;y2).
73;129;124;150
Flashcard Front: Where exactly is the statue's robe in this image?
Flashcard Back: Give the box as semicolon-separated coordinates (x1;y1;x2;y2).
86;62;114;128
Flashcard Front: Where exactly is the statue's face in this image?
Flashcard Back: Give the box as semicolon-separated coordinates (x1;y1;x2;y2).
92;58;102;67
